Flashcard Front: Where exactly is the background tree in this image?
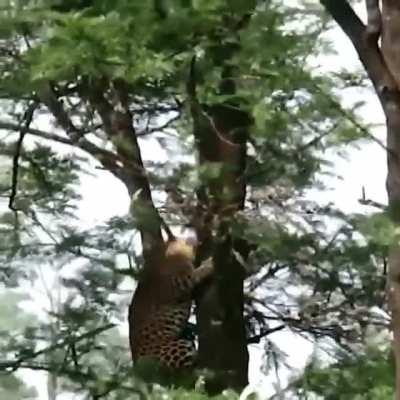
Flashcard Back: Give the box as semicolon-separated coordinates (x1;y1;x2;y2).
0;0;391;398
319;1;400;398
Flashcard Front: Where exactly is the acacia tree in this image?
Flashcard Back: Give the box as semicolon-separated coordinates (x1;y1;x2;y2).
0;0;389;398
319;1;400;398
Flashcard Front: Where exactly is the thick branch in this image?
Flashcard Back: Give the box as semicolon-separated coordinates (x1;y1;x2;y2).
81;79;163;253
36;82;135;183
0;121;72;145
82;81;148;180
320;0;397;98
38;83;80;140
320;0;365;48
0;120;126;182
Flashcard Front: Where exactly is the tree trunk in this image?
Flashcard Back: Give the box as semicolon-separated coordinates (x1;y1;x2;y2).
188;57;251;393
195;230;249;394
385;89;400;400
320;1;400;397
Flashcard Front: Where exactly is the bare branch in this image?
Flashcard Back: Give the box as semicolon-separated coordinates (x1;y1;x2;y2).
320;0;366;48
320;0;396;96
0;121;72;145
137;113;181;136
247;325;286;344
299;121;339;151
359;185;386;209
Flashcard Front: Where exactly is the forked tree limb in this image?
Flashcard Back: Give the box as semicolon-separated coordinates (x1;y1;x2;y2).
30;78;166;252
36;83;129;183
320;0;397;97
80;78;164;253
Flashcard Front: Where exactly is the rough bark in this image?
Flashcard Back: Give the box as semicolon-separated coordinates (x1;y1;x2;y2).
194;232;250;393
382;2;400;90
188;57;251;393
320;1;400;397
385;86;400;399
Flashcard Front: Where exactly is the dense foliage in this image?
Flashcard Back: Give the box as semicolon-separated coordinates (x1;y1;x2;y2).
0;0;391;398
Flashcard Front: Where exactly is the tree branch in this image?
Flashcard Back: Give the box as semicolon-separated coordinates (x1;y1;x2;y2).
320;0;397;96
81;80;148;179
8;102;38;211
0;323;115;372
38;83;81;141
39;80;135;182
247;325;286;344
0;120;127;183
359;186;386;209
0;121;72;145
81;78;164;252
137;112;181;136
320;0;366;49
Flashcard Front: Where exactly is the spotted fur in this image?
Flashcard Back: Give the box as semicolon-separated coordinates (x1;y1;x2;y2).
129;240;213;369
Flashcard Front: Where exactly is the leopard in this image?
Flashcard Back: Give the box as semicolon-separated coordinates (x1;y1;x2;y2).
128;239;213;369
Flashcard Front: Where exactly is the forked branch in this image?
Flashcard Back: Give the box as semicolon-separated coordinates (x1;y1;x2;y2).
81;78;164;251
320;0;397;104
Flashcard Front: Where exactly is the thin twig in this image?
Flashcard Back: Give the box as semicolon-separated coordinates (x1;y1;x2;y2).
137;113;181;136
299;121;340;151
247;324;286;344
359;185;386;209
